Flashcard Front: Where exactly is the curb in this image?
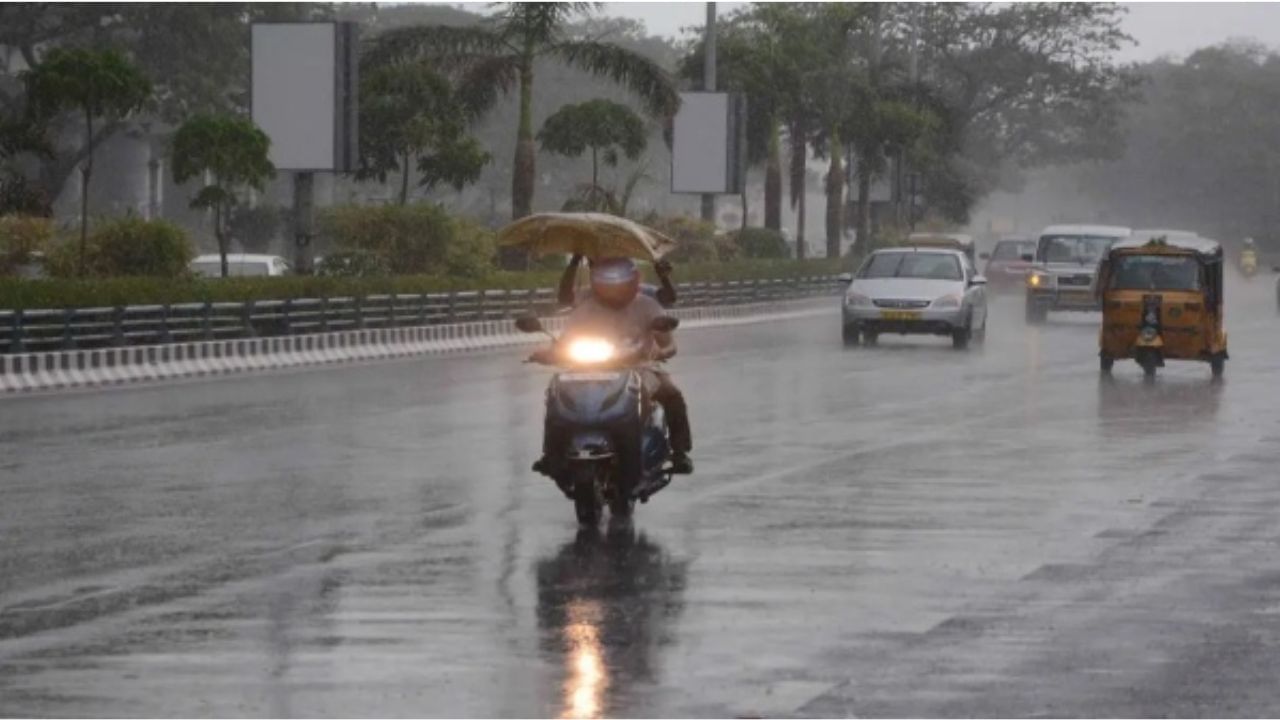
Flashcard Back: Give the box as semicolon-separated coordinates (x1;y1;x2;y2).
0;297;834;396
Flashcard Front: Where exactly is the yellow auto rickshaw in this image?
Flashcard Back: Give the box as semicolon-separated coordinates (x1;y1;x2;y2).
1096;235;1227;378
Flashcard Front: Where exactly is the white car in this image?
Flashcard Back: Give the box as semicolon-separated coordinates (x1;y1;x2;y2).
839;247;989;349
190;253;291;278
1024;224;1131;323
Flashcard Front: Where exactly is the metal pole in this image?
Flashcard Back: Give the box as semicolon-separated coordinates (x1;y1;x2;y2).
701;2;717;224
293;171;315;274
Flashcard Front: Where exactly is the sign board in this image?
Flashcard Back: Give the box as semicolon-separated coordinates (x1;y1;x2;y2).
671;92;746;195
251;22;359;172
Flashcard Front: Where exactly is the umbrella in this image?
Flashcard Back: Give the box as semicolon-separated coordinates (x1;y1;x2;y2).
497;212;677;261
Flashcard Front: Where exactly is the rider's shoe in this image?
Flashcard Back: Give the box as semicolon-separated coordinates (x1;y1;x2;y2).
669;452;694;475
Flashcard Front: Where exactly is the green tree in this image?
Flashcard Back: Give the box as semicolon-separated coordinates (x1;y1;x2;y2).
539;99;647;209
357;59;490;205
366;2;679;224
22;48;151;276
170;114;275;278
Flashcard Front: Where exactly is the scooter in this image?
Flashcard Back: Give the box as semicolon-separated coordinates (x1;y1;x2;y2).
1241;249;1258;278
517;315;679;525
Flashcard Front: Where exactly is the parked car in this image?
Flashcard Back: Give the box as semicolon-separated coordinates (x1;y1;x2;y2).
839;247;988;350
980;237;1036;292
189;253;291;278
1024;224;1131;324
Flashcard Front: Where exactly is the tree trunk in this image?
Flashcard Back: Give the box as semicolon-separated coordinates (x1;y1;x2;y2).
79;110;93;278
740;179;749;231
764;120;781;232
856;146;873;254
399;153;411;205
825;129;844;259
511;59;536;220
591;146;598;193
216;202;229;278
790;120;807;260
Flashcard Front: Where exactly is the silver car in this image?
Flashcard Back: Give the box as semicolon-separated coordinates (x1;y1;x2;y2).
839;248;989;349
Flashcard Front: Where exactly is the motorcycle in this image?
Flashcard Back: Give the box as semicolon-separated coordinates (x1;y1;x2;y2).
1241;248;1258;277
517;314;680;525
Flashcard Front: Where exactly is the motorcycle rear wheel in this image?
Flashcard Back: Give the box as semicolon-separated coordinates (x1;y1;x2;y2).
571;465;603;525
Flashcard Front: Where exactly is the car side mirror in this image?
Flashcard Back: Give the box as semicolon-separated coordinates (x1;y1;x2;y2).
651;316;680;333
970;275;988;286
515;315;544;333
1020;253;1034;262
837;272;854;284
979;252;991;260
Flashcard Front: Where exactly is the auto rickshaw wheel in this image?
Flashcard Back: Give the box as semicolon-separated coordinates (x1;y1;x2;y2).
1100;356;1114;374
1211;355;1226;377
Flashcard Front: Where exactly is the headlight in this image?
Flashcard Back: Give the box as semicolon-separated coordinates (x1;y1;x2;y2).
844;292;873;308
1027;272;1051;288
932;294;962;309
1143;310;1159;326
565;338;616;364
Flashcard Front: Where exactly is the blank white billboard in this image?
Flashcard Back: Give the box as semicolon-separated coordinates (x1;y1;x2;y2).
672;92;742;194
252;23;358;172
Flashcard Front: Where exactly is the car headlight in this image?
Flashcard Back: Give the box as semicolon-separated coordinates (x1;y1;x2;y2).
1028;271;1056;288
565;338;616;364
932;293;962;309
844;292;873;308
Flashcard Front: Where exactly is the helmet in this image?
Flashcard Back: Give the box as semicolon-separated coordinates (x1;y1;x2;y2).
590;257;640;308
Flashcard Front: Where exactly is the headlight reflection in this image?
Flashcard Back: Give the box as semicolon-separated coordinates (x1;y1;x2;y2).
562;599;607;719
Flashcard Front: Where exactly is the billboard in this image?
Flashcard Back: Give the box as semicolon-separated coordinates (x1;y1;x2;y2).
251;22;358;172
671;92;746;195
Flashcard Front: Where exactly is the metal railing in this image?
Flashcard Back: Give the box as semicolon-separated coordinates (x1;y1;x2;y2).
0;276;839;354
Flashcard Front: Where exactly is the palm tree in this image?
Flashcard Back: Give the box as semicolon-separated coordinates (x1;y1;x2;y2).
367;3;678;223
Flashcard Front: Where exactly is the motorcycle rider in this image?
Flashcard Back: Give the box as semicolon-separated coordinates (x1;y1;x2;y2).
533;256;694;477
557;253;678;308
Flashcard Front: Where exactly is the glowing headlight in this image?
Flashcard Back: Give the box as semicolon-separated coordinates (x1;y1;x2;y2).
933;294;962;309
565;338;616;364
1027;272;1048;288
844;292;873;308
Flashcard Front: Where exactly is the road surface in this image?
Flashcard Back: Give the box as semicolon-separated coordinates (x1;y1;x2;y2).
3;273;1280;717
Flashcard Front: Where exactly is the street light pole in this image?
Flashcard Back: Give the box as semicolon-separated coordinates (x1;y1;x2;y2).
701;2;717;224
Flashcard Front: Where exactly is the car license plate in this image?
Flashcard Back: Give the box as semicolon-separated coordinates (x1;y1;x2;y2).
880;310;921;321
558;372;619;382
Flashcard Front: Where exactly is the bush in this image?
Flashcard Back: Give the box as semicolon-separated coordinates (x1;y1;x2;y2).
315;249;390;278
318;202;496;276
0;215;55;275
643;214;739;263
46;217;193;278
732;227;789;259
0;174;52;217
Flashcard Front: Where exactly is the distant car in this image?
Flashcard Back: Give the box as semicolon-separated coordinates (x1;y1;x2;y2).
189;253;291;278
906;232;976;264
839;247;988;349
980;237;1036;292
1025;224;1131;323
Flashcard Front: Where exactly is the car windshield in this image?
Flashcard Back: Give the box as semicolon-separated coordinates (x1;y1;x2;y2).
992;241;1034;260
1110;255;1202;291
860;252;962;281
1038;235;1116;264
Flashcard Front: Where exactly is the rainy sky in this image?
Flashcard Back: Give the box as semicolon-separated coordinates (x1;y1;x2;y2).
597;2;1280;62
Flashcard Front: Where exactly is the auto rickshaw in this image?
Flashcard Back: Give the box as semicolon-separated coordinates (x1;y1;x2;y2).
1096;235;1227;378
1241;237;1258;277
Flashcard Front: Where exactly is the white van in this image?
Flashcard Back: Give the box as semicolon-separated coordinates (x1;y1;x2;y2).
1024;224;1131;323
190;253;291;278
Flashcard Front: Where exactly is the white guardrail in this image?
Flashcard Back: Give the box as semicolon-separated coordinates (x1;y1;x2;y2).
0;297;835;396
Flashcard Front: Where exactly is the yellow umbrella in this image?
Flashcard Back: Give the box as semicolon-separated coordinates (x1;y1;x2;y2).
497;212;677;261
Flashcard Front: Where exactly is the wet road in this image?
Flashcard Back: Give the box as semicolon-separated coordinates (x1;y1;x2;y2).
3;273;1280;717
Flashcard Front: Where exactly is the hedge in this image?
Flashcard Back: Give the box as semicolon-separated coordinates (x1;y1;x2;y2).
0;258;843;310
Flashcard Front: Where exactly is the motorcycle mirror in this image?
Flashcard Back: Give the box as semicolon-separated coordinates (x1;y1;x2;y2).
515;315;544;333
650;316;680;333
